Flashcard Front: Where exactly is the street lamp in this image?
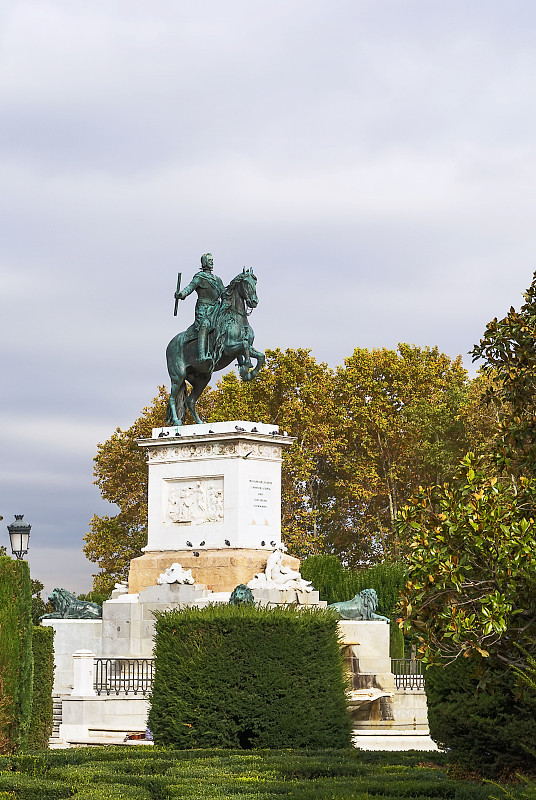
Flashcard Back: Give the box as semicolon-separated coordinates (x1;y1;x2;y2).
7;515;31;560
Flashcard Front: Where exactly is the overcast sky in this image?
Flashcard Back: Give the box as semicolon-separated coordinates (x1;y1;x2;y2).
2;0;536;595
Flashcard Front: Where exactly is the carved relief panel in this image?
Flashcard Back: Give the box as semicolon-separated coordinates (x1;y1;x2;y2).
164;477;224;525
148;441;282;462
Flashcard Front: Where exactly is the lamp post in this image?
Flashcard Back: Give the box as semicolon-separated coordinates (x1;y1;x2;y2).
7;515;31;560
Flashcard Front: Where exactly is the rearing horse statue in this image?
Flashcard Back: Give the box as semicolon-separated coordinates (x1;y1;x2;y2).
165;268;265;426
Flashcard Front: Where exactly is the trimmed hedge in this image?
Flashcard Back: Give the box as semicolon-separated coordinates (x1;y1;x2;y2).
27;626;54;750
301;555;406;614
148;604;352;749
0;747;521;799
0;557;33;754
426;655;536;777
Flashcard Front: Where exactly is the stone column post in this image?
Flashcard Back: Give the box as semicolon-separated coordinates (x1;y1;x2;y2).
72;650;96;696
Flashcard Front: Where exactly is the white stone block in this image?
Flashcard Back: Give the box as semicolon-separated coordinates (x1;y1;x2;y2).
60;696;149;740
338;620;391;674
72;650;96;697
43;619;103;694
139;583;208;604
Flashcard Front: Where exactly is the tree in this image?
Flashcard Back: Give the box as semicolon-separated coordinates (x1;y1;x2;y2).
471;271;536;477
30;579;52;625
330;344;470;563
397;453;536;668
0;556;33;754
83;386;169;593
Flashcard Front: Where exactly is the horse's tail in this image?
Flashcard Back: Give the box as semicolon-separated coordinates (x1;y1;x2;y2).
165;331;188;425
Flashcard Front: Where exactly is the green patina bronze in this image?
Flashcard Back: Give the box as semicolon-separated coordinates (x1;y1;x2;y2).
40;588;102;620
328;588;390;622
166;253;265;426
229;584;255;605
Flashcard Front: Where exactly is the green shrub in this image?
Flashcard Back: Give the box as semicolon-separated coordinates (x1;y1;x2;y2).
0;557;33;754
149;604;352;749
0;773;70;799
27;627;54;750
301;555;406;615
425;656;536;777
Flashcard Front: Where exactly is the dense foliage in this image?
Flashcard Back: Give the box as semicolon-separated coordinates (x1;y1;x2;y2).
27;627;54;751
1;746;534;799
301;554;406;612
149;604;351;749
0;557;33;754
426;656;536;777
471;270;536;477
85;345;472;592
397;453;536;667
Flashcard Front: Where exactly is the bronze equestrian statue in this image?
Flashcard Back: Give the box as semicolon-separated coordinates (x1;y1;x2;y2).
166;253;265;426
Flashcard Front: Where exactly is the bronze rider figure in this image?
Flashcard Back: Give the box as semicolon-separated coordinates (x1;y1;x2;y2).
175;253;225;366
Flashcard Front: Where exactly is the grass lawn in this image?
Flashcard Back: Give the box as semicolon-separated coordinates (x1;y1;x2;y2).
0;747;528;799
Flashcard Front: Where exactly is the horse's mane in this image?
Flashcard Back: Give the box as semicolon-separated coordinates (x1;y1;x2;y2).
220;271;257;309
210;272;256;365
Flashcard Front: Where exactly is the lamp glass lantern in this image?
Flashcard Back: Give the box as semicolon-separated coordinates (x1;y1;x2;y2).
7;515;31;560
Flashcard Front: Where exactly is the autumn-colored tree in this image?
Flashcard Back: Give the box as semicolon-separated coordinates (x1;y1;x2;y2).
83;386;169;593
329;344;470;563
458;370;500;471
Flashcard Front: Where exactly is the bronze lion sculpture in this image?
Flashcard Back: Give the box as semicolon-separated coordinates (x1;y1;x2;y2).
229;584;255;606
40;588;102;620
328;588;389;621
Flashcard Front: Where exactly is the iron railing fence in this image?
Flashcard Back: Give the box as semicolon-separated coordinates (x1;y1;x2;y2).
391;658;425;690
94;658;155;696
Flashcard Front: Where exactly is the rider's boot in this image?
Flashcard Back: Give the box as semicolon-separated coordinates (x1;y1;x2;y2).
197;326;210;366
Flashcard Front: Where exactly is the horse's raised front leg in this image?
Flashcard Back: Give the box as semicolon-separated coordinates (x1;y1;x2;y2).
241;347;265;381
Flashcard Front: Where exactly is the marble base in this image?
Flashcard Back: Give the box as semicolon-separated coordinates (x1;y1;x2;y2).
138;423;293;552
338;620;391;674
128;548;300;594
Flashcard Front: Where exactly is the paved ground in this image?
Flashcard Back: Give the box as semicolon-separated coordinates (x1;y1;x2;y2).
353;730;439;751
51;730;439;751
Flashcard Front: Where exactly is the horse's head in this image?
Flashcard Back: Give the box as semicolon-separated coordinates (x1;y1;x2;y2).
237;267;258;308
223;268;259;310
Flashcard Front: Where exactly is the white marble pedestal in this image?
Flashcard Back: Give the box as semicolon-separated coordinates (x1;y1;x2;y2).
130;421;294;593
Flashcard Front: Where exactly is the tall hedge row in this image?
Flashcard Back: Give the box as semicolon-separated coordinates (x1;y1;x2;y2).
0;556;33;754
301;555;406;614
27;626;54;750
149;604;352;749
425;656;536;777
